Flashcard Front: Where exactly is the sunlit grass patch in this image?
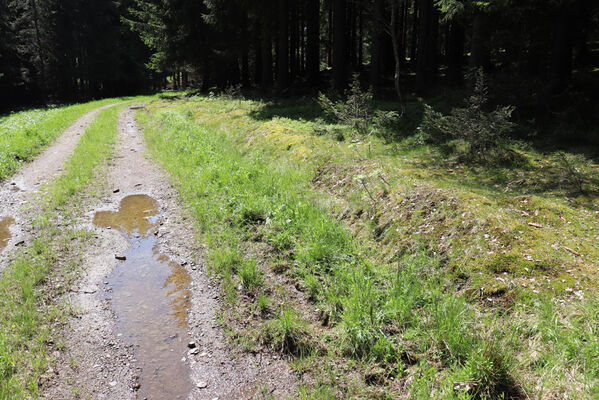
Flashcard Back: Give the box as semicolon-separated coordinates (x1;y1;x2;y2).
0;98;122;181
140;94;599;398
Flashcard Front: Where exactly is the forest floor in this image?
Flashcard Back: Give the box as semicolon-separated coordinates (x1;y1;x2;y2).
0;93;598;399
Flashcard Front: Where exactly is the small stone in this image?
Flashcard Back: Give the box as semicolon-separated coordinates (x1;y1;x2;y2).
197;381;208;389
187;341;196;349
115;255;126;261
113;188;120;193
189;348;200;355
109;381;117;387
199;352;207;357
15;240;25;247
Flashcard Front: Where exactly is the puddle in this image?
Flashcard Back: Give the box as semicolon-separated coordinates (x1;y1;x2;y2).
94;195;193;399
0;217;15;250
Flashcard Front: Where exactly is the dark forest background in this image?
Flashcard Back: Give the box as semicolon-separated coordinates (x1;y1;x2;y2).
1;0;598;142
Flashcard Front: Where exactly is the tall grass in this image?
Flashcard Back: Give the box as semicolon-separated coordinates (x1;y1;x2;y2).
140;103;516;398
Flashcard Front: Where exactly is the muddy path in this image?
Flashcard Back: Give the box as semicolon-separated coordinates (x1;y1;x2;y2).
0;104;116;271
45;107;296;399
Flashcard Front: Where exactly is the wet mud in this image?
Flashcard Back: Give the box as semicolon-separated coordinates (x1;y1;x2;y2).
0;217;14;250
94;194;194;399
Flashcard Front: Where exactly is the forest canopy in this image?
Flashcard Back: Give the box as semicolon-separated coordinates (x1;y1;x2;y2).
1;0;598;142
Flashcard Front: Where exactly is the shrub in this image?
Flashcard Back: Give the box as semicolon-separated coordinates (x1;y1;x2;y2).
318;74;398;137
556;151;594;195
421;69;515;162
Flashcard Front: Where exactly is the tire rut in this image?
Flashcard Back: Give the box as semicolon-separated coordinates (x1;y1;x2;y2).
0;104;117;273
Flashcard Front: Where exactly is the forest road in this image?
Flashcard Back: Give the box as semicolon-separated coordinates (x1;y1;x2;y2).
43;107;297;399
0;104;116;274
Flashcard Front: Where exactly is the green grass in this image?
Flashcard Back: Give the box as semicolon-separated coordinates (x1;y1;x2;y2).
0;98;126;181
0;103;127;398
140;94;599;399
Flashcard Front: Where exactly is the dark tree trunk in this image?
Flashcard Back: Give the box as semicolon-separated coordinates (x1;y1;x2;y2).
358;5;363;68
469;12;491;70
261;25;273;89
277;0;289;89
410;0;418;64
306;0;320;84
370;0;385;98
242;51;250;87
390;1;406;115
30;0;46;98
333;0;347;91
182;71;189;88
255;26;263;85
290;0;299;79
327;3;333;67
550;5;575;94
447;21;464;86
415;0;438;95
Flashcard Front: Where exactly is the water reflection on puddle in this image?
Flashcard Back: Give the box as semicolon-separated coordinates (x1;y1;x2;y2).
93;195;193;399
0;217;15;250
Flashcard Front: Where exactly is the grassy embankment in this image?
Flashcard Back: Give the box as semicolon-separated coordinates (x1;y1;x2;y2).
0;98;127;181
140;94;599;399
0;103;129;398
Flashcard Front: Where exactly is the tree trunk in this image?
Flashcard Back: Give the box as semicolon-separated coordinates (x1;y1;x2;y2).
447;21;464;86
390;1;406;115
277;0;289;90
261;25;273;89
469;12;490;70
306;0;320;85
415;0;438;95
370;0;385;98
290;0;299;79
550;5;574;94
255;26;263;85
410;0;418;64
30;0;46;99
333;0;347;92
327;3;333;67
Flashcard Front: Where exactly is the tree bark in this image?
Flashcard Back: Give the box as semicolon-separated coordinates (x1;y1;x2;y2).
415;0;438;95
469;11;490;70
447;21;464;86
370;0;385;98
261;25;273;89
333;0;347;92
390;1;406;115
550;4;574;94
306;0;320;85
277;0;289;89
30;0;46;98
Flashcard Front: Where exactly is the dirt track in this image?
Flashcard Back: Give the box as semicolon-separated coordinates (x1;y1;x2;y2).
42;107;296;399
0;105;115;273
